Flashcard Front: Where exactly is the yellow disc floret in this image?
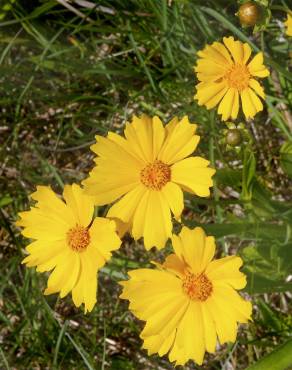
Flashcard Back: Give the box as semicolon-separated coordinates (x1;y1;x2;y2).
140;160;171;190
67;224;90;252
224;64;250;91
182;271;213;301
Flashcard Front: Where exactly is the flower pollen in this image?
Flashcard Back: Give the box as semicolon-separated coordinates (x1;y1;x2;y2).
140;160;171;190
182;272;213;301
224;63;250;91
67;224;90;252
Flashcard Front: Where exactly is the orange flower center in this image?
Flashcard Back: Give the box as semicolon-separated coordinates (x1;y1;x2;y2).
225;63;250;91
67;225;90;252
140;160;171;190
182;272;213;301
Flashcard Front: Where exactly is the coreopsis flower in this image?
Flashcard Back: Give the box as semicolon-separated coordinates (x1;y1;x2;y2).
194;36;270;121
17;184;121;313
83;115;215;250
285;14;292;36
120;226;252;366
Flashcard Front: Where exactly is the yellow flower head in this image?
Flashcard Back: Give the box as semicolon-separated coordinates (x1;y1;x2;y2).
17;184;121;313
194;36;270;121
285;14;292;36
83;115;215;250
120;226;252;366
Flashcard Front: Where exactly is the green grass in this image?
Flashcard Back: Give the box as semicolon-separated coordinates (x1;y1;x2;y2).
0;0;292;369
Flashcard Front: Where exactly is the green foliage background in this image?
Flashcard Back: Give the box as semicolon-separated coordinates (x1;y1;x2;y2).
0;0;291;369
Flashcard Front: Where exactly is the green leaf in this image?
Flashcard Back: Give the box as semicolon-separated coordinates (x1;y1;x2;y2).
280;141;292;178
241;149;256;201
215;168;241;188
246;338;292;370
242;241;292;293
257;299;283;332
185;221;288;241
0;196;13;208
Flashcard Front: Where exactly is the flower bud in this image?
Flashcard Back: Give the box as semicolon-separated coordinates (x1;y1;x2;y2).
238;1;262;27
226;129;242;146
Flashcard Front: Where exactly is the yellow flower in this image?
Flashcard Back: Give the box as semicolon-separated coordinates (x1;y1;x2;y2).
285;14;292;36
194;36;270;121
17;184;121;313
83;115;215;250
120;226;252;366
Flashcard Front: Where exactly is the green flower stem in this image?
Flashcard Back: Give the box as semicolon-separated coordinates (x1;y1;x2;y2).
209;111;227;254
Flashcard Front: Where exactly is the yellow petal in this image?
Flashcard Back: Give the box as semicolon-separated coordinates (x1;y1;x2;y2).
223;36;244;63
90;134;142;167
158;116;199;165
152;116;167;160
36;248;69;272
18;187;75;241
162;254;186;278
243;42;252;64
249;78;265;99
143;191;172;250
248;52;270;78
21;220;68;242
25;239;63;254
141;295;188;337
195;81;228;107
88;217;121;265
63;184;94;227
206;255;247;289
217;87;240;121
107;131;143;161
142;330;176;357
142;297;188;361
139;290;183;320
171;157;215;197
124;115;165;162
82;252;98;313
198;41;232;66
205;296;238;344
83;134;142;205
109;217;130;238
231;89;239;119
213;283;252;323
30;186;75;225
22;240;67;267
71;269;84;308
201;303;217;353
175;301;205;365
178;226;215;273
161;182;184;220
217;87;236;121
240;88;257;119
131;189;150;241
120;269;183;319
72;251;97;313
247;87;263;112
59;253;80;298
44;249;74;295
285;14;292;36
204;86;229;110
107;184;145;223
84;177;139;206
195;59;226;82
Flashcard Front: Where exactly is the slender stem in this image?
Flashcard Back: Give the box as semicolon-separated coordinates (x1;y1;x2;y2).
209;111;227;253
209;111;223;222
